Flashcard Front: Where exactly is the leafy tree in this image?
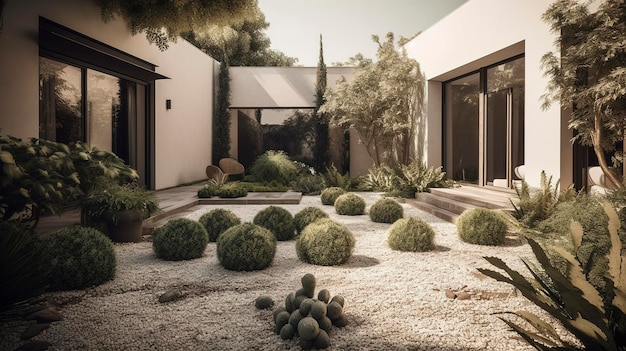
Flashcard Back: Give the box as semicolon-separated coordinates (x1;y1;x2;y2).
213;61;231;163
541;0;626;188
182;9;297;66
320;33;424;166
313;34;330;171
96;0;257;50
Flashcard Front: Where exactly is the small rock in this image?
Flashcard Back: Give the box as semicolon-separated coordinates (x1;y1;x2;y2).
456;291;472;300
444;289;456;299
13;340;52;351
25;307;63;323
159;289;182;303
20;323;51;340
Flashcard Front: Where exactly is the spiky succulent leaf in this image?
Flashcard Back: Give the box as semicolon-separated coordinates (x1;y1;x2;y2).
501;311;564;347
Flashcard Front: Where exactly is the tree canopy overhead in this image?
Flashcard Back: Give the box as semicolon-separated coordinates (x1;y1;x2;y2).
541;0;626;187
96;0;258;50
182;10;297;66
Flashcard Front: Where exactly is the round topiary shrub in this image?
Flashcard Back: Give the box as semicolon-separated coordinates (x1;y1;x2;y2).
294;207;329;234
388;217;435;252
334;193;366;216
253;206;295;241
39;226;116;291
320;187;346;206
199;209;241;242
296;218;355;266
456;208;508;246
152;218;209;261
217;223;277;271
369;198;404;223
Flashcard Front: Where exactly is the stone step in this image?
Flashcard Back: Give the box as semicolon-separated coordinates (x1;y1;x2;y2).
405;198;460;223
428;187;515;210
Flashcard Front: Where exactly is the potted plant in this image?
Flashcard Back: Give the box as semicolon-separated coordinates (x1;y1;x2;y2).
81;182;160;242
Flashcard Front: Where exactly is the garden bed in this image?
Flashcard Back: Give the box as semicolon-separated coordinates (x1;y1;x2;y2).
2;193;575;350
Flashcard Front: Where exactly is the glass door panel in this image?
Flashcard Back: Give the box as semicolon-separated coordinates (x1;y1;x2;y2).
485;89;509;186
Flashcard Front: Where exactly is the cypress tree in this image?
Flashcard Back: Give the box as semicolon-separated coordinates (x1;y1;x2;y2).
313;34;330;171
213;61;231;164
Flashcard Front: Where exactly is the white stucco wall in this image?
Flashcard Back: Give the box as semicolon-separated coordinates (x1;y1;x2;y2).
0;0;215;189
405;0;571;188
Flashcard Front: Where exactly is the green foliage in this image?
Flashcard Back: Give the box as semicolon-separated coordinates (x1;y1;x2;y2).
152;218;209;261
478;204;626;351
198;209;241;242
387;217;435;252
215;182;248;198
321;164;353;189
456;208;508;246
39;226;116;291
293;207;329;234
0;135;139;223
320;187;346;205
249;150;299;185
0;221;49;310
217;223;276;271
334;193;365;216
313;35;330;171
213;62;231;164
541;0;626;187
81;182;160;225
290;174;326;195
296;218;355;266
237;181;288;192
96;0;257;51
369;198;403;223
197;183;217;198
360;160;452;198
320;33;425;166
253;206;295;241
511;171;576;228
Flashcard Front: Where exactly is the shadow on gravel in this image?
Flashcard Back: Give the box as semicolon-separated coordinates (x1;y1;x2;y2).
341;255;380;268
503;235;526;247
434;245;451;252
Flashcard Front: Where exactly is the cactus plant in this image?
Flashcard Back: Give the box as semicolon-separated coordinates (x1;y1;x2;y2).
369;197;403;223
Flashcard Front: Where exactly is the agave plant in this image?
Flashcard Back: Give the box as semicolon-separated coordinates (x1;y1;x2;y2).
478;203;626;350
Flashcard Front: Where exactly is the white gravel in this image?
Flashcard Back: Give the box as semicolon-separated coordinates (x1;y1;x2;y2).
2;192;577;350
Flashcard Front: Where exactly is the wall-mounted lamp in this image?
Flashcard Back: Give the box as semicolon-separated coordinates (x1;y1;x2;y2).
166;99;172;110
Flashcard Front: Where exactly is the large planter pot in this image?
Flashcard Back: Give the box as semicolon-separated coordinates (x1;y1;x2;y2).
107;210;144;243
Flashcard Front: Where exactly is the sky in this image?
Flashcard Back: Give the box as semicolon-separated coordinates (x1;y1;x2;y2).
257;0;468;67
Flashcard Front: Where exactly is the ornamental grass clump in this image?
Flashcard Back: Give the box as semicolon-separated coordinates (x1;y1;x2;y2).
334;193;365;216
388;217;435;252
152;218;209;261
248;150;299;185
369;198;403;223
217;223;276;271
320;187;346;205
293;207;328;234
39;226;116;291
199;209;241;242
253;206;295;241
296;218;355;266
456;208;507;246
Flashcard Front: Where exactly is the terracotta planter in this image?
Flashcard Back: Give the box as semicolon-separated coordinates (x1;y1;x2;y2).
107;210;144;243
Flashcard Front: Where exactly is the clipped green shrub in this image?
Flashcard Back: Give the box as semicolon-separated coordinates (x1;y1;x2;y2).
249;150;299;185
296;218;355;266
152;218;209;261
199;209;241;242
320;187;346;205
0;221;49;308
294;207;329;234
388;217;435;252
334;193;366;216
39;226;116;291
217;223;276;271
197;184;218;198
456;208;507;246
369;198;403;223
253;206;295;241
290;174;326;195
215;183;248;198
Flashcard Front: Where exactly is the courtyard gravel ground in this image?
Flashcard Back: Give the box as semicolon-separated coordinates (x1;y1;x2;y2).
1;192;577;351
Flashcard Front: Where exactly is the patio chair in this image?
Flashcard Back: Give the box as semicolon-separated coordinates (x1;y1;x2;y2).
588;166;619;195
218;158;245;181
206;165;225;180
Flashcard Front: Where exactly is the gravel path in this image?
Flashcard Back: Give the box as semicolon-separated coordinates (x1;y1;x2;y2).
2;192;575;350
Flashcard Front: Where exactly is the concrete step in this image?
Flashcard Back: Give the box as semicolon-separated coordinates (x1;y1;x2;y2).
405;198;460;223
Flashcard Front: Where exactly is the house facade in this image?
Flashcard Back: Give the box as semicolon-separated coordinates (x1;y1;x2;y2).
405;0;582;190
0;0;217;190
